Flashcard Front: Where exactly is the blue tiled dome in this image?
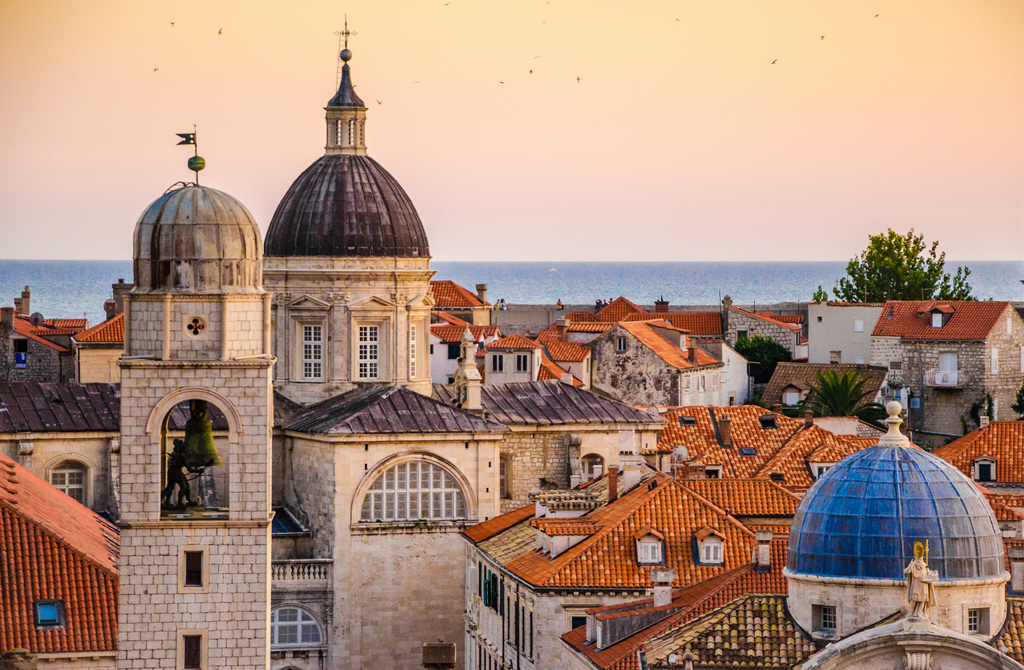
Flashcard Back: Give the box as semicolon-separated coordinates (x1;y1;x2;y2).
787;445;1004;581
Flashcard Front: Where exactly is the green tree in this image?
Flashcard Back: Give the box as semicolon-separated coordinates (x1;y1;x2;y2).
734;335;792;384
811;285;828;302
835;229;973;302
1012;378;1024;419
802;369;886;425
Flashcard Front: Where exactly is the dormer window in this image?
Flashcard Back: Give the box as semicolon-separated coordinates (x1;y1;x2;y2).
758;415;778;429
974;457;996;483
678;416;697;427
634;528;665;565
931;312;942;327
704;465;721;479
695;527;725;565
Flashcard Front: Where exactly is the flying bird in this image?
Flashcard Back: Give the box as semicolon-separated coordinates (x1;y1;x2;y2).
771;59;777;64
218;28;223;34
376;99;383;104
170;22;174;27
577;76;581;82
820;35;825;40
153;68;159;72
874;13;879;17
534;55;543;59
529;69;533;74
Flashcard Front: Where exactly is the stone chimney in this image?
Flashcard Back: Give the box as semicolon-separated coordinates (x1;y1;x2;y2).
556;318;568;340
111;278;130;314
721;295;732;333
103;299;118;320
689;346;701;364
755;530;773;571
804;409;814;428
19;286;30;316
607;465;619;503
475;283;488;304
654;297;669;313
719;415;732;447
980;415;990;429
1;307;13;326
560;373;574;385
650;567;675;608
620;453;644;490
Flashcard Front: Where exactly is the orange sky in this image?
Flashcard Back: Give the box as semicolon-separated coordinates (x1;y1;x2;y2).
1;0;1022;261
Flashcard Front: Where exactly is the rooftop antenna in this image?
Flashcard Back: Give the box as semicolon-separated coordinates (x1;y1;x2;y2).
176;124;204;185
334;16;357;88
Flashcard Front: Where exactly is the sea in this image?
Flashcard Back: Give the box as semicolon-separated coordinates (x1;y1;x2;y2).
0;259;1021;327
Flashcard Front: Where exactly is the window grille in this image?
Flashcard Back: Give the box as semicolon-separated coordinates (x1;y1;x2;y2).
360;461;467;521
358;325;379;379
271;607;323;647
303;324;323;380
51;465;85;504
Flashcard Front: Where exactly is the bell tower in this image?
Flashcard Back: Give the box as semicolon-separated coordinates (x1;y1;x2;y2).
117;180;273;670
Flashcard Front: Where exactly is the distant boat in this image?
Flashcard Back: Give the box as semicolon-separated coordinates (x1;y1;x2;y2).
548;267;557;272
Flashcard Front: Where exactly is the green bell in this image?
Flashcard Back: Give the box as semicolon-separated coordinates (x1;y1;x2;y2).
182;399;224;468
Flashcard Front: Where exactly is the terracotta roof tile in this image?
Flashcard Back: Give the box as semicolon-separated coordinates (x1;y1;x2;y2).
623;312;723;337
537;354;583;386
0;453;118;653
11;317;70;352
463;504;535;543
617;323;695;370
753;424;883;490
430;323;499;343
994;598;1024;665
762;362;888;408
541;339;590;363
595;297;647;322
730;306;801;331
430;280;488;307
933;422;1024;483
432;310;472;327
872;300;1013;340
566;311;598;322
74;313;124;344
486;333;544;350
758;312;804;324
679;479;801;517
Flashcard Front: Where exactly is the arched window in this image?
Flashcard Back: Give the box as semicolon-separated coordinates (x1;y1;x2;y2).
581;454;604;480
360;461;466;521
271;607;323;647
50;462;86;504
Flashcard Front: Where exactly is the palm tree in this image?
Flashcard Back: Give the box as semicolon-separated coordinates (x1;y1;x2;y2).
803;369;886;426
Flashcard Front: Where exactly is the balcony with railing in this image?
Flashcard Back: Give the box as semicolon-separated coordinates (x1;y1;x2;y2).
926;369;965;389
271;559;333;588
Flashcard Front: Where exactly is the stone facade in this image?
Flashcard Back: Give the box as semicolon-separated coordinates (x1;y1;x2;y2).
264;257;435;404
725;306;802;357
0;317;70;382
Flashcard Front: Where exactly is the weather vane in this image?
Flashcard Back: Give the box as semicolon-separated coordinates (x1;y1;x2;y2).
334;16;357;87
176;124;205;185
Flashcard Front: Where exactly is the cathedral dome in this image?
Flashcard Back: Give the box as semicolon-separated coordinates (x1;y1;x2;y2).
263;154;429;258
132;184;263;294
787;437;1004;581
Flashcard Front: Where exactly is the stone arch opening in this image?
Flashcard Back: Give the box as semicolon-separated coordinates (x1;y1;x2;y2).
582;453;605;480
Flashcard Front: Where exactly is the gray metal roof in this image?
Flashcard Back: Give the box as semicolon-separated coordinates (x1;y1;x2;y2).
0;382;227;433
327;62;365;108
434;381;666;427
281;385;508;435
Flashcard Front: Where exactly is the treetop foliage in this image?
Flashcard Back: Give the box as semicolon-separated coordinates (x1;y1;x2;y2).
835;229;973;303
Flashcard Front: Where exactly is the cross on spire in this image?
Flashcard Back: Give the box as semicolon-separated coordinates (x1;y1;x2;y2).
335;16;357;51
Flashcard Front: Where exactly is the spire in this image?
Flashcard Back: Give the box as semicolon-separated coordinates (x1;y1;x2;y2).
324;23;368;155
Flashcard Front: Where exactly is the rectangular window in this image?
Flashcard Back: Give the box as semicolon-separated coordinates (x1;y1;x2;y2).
515;353;528;373
499;457;510;498
701;540;722;564
939;352;957;372
570;615;587;631
813;604;837;633
967;607;989;634
968;608;979;633
784;391;799;406
410;322;418;378
447;343;461;360
637;541;662;564
302;324;323;380
183;635;202;670
51;467;85;504
853;319;864;332
492;354;504;373
932;312;943;328
616;337;628;352
34;600;65;628
992;349;999;374
184;551;203;587
830;350;841;364
13;339;27;368
358;325;379;379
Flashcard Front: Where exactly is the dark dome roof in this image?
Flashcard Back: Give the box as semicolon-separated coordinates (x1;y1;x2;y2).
787;444;1003;581
264;154;429;258
132;185;263;294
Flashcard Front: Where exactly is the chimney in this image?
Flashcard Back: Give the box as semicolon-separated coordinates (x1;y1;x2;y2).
755;530;772;571
719;415;732;447
980;415;990;429
111;278;130;314
607;465;619;503
556;318;568;340
721;295;732;333
103;299;118;320
689;346;700;364
1;307;13;326
19;286;30;316
560;373;574;385
804;409;814;428
654;297;669;313
650;567;675;608
475;283;488;304
620;453;644;490
453;328;482;412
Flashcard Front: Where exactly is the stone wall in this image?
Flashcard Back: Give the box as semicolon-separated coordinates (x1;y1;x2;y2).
0;433;116;515
277;435;336;560
726;309;801;357
0;322;66;381
589;326;679;406
984;307;1024;421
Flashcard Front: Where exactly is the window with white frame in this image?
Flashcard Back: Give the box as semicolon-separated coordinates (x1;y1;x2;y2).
813;604;837;633
967;607;989;635
636;538;663;565
699;536;723;564
409;322;418;379
492;354;504;373
360;460;467;521
499;455;511;499
50;463;86;504
814;464;833;479
302;324;323;380
271;607;323;647
358;325;379;379
939;352;957;372
515;353;528;373
336;120;343;145
698;375;706;391
784;391;800;406
853;319;864;332
931;312;943;328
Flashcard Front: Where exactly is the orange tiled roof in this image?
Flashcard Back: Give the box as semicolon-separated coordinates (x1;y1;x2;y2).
432;310;472;327
463;504;535;543
537;353;583;386
11;317;70;352
754;424;881;490
759;312;804;324
871;300;1012;340
623;312;723;336
430;323;499;343
430;280;488;307
44;318;88;329
75;313;124;343
486;333;543;350
595;297;647;322
542;339;590;363
618;322;705;371
679;479;801;517
933;422;1024;483
0;453;118;653
532;518;601;536
566;311;598;322
730;306;801;331
503;475;756;590
994;598;1024;666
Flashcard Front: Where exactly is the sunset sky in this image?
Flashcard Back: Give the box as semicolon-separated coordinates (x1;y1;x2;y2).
1;1;1022;262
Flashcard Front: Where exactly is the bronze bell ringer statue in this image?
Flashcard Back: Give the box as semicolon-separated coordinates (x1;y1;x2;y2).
162;399;225;510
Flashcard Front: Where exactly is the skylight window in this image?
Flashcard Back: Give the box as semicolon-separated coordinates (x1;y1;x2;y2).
739;447;756;457
678;416;697;426
34;600;65;629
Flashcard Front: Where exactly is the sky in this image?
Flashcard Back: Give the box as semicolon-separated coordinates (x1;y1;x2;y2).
1;0;1022;262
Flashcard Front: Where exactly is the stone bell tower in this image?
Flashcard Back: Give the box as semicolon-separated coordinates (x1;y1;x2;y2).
117;182;273;669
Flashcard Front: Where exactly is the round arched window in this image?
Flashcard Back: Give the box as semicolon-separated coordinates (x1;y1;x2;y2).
360;461;467;522
271;607;323;647
50;461;87;504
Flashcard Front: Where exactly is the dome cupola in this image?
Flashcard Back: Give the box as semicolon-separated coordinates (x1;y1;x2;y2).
132;184;263;294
